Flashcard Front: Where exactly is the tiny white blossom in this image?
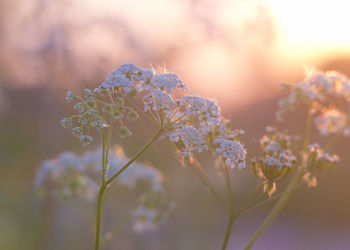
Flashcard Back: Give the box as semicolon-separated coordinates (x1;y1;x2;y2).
308;143;339;165
314;109;349;136
181;95;220;122
149;73;187;92
101;74;134;92
132;206;157;233
143;89;177;115
169;125;208;157
260;135;280;154
213;138;246;169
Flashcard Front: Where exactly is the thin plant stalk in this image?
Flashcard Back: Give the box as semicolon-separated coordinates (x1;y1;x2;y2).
244;109;313;250
221;216;235;250
106;128;163;186
94;128;163;250
221;166;235;250
236;183;304;217
188;161;229;213
95;125;113;250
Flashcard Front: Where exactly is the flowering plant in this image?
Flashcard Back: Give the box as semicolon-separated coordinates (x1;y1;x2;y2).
36;64;347;249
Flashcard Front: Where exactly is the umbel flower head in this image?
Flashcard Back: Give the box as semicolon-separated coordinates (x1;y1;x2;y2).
61;63;190;146
252;127;298;196
302;143;339;187
35;146;174;233
213;138;246;169
276;67;350;137
61;63;247;171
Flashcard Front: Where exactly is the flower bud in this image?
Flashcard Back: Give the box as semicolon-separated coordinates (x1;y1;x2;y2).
71;127;82;138
73;102;85;113
127;110;139;121
61;117;72;129
80;135;93;147
66;91;77;103
120;126;132;138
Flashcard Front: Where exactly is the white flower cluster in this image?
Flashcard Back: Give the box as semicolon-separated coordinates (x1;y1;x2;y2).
180;95;220;122
149;73;187;93
36;147;173;233
277;68;350;137
259;135;296;169
132;190;174;233
35;152;99;202
97;63;153;94
251;128;299;196
143;89;177;116
308;143;339;166
303;143;340;187
94;63;188;123
63;63;247;170
252;128;297;191
213;138;246;169
133;206;157;232
166;95;247;169
313;109;350;136
168;125;208;157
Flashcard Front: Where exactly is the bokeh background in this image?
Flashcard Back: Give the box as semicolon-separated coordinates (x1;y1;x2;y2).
1;0;350;249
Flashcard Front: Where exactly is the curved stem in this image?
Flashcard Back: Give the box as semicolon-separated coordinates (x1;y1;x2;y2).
106;128;162;186
104;122;114;176
101;128;106;184
221;216;235;250
94;128;162;250
224;166;234;212
244;109;313;250
189;162;229;213
244;168;304;250
220;166;236;250
236;183;304;217
95;184;107;250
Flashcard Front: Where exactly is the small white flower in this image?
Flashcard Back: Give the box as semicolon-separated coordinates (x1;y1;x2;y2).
262;156;283;168
114;63;143;75
66;91;77;103
213;138;246;169
169;125;208;157
132;206;157;233
101;74;134;92
143;89;177;115
314;109;348;136
149;73;187;92
260;136;280;154
181;95;220;122
278;149;296;168
80;135;93;147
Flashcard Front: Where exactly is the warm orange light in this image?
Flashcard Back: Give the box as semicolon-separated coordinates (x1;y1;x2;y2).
266;0;350;60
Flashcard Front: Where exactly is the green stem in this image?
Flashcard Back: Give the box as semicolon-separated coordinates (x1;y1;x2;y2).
106;128;163;186
95;123;114;250
220;166;236;250
224;166;234;212
94;128;162;250
101;128;106;183
244;109;313;250
221;216;235;250
244;168;304;250
189;162;229;214
95;184;107;250
104;122;114;175
236;183;304;217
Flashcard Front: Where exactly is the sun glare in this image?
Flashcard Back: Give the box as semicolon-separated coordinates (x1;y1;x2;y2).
266;0;350;60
